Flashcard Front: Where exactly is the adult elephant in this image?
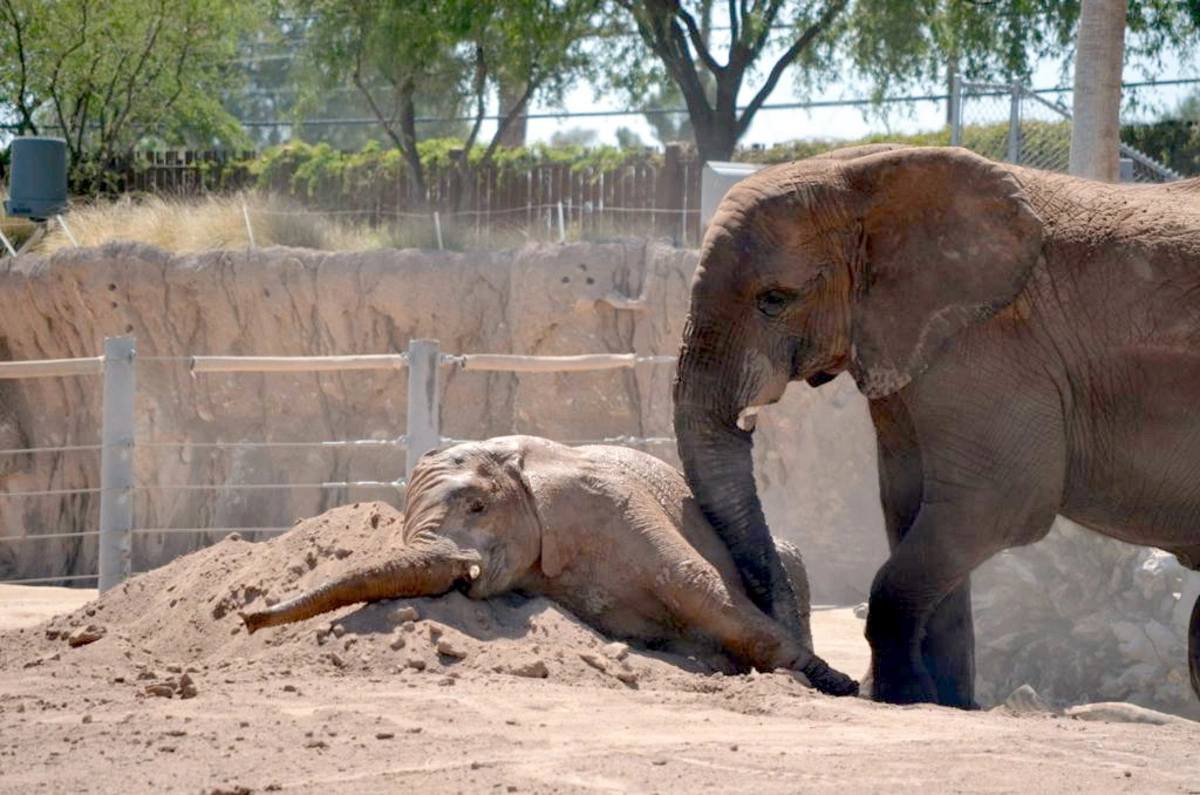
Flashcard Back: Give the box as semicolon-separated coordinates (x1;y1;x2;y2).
673;144;1200;708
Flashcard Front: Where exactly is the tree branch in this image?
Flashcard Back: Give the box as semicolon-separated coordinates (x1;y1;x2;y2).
736;0;847;138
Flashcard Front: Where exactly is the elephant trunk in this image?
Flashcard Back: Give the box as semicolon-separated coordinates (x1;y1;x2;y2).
240;536;482;634
674;353;804;641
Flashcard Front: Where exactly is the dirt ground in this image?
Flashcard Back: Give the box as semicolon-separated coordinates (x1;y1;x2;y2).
1;503;1197;795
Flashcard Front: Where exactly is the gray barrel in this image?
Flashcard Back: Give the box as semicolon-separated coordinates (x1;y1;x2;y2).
5;138;68;220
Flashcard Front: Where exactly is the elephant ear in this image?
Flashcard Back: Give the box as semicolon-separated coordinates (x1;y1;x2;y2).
508;449;579;580
840;147;1044;398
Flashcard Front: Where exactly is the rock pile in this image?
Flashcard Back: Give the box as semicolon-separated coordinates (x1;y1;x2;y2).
973;518;1199;719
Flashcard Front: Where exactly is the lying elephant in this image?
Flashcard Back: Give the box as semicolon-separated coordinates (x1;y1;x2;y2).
673;143;1200;707
240;435;857;696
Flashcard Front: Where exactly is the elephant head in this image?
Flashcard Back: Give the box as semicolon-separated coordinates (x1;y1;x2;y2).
673;145;1044;621
242;438;568;632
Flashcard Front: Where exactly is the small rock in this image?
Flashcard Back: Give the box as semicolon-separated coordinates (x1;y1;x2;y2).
1004;684;1051;714
1065;702;1193;726
390;606;420;623
331;624;346;639
601;642;629;661
375;732;395;740
178;673;198;699
316;629;330;646
436;639;468;659
428;624;443;641
578;652;608;672
614;668;639;685
406;657;427;671
389;634;407;651
144;684;174;699
283;684;298;693
82;714;94;724
329;652;346;668
68;625;107;648
509;660;549;679
401;621;417;634
853;602;870;620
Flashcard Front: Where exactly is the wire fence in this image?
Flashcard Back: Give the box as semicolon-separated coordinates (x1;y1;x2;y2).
951;80;1182;183
0;337;678;590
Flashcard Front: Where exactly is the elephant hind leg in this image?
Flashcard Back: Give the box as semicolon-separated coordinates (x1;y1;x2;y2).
1168;545;1200;700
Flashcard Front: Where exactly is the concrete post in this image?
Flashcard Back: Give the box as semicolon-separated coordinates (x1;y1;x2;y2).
949;74;963;147
1007;83;1022;164
98;337;136;592
405;339;441;480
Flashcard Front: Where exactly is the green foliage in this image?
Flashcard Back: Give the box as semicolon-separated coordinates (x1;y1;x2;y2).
0;0;263;174
602;1;1200;160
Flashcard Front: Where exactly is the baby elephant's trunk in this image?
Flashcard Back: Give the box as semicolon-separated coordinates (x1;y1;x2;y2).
240;538;482;634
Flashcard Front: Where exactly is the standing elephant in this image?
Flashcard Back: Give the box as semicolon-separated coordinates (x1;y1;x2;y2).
673;144;1200;707
240;435;857;695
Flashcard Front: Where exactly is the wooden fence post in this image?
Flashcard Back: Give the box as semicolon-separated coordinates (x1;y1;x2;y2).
656;144;684;243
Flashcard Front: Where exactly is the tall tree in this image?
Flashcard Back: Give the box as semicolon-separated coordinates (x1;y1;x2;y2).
294;0;601;203
606;1;1200;162
1070;0;1128;182
0;0;259;173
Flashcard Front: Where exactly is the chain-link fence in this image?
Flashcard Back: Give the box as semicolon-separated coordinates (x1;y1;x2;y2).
951;80;1182;183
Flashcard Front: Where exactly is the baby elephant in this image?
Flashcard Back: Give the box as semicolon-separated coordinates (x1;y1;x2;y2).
240;435;857;696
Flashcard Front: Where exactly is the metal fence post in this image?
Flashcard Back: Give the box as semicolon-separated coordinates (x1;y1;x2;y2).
98;337;136;593
405;339;441;480
949;74;963;147
1007;82;1022;164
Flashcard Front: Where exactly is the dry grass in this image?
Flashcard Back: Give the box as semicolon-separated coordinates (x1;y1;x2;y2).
2;191;659;255
27;193;383;254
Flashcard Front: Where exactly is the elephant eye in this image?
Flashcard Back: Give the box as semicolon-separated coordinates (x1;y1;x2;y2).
756;288;796;318
468;499;486;514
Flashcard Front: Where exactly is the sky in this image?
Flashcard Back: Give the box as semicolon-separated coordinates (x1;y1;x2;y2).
517;49;1199;151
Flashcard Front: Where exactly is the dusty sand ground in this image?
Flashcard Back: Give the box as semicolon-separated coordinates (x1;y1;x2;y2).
1;503;1197;795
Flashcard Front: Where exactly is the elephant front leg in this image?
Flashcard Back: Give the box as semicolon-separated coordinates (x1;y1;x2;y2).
866;500;1017;706
871;397;977;707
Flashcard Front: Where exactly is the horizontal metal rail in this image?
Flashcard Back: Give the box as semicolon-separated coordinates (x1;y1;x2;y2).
0;530;101;542
449;353;675;373
2;573;99;585
136;437;406;451
136;480;405;492
189;353;409;374
0;486;103;498
0;443;103;457
132;526;291;536
0;356;104;379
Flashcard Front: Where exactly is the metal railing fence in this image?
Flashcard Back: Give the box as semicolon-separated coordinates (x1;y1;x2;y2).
950;79;1182;183
0;337;677;591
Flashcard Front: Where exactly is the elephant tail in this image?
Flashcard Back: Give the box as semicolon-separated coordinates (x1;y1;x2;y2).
240;540;482;634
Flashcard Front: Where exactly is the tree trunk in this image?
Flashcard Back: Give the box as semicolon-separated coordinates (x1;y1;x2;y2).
1069;0;1128;182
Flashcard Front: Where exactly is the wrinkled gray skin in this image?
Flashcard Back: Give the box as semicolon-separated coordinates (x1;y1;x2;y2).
241;435;857;696
673;144;1200;707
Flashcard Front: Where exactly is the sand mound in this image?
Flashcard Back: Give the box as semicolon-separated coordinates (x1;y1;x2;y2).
3;501;780;696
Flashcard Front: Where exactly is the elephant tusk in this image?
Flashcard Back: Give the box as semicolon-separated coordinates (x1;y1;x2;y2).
468;564;481;581
736;406;761;432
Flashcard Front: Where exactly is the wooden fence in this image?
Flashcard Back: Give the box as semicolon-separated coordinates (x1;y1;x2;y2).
72;145;707;247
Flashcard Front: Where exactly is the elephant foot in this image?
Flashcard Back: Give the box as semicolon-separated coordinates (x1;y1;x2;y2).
800;656;859;697
869;658;937;705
